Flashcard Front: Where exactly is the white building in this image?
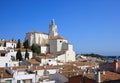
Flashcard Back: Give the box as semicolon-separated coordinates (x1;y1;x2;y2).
25;31;49;46
49;19;58;39
14;48;33;60
0;66;36;83
7;48;33;60
40;45;49;54
25;19;76;62
0;50;19;67
0;40;17;48
13;68;36;83
0;50;11;67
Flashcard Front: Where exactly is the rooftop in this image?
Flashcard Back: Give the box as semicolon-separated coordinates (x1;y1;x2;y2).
35;54;57;59
27;59;40;64
50;35;65;40
0;68;13;78
86;71;120;82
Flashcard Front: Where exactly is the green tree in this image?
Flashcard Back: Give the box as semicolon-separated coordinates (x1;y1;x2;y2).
31;44;41;54
16;50;22;61
17;39;21;48
25;49;29;60
4;41;6;47
23;40;29;49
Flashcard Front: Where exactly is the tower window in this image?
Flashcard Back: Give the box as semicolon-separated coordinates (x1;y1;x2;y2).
60;41;62;43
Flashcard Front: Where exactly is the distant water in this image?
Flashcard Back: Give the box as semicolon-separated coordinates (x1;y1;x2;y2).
106;57;120;62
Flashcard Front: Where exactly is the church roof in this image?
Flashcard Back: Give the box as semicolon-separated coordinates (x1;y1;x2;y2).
50;35;65;40
26;30;48;35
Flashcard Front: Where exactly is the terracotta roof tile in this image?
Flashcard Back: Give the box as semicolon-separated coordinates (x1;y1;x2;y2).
0;67;13;78
27;59;40;64
68;61;95;66
86;71;120;82
46;65;60;69
60;64;84;77
0;50;8;53
14;48;32;52
11;66;27;70
50;35;65;40
35;54;57;59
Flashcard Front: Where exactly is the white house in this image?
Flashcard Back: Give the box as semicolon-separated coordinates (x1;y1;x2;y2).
40;45;49;54
35;54;58;66
12;67;36;83
0;50;19;67
7;48;33;60
5;40;17;48
0;50;11;67
14;48;33;60
0;66;36;83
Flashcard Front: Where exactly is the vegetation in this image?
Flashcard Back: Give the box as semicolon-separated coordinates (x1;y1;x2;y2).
81;53;105;59
4;41;6;47
16;50;22;61
17;39;21;48
31;44;41;54
25;49;29;60
23;39;30;49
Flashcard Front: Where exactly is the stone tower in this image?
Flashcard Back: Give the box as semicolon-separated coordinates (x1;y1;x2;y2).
49;19;58;39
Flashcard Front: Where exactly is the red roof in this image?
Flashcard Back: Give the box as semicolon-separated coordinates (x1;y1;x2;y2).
35;54;57;59
0;50;8;53
50;35;65;40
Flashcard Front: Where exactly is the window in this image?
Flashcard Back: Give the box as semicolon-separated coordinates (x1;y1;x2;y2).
6;80;12;83
60;41;62;43
1;53;5;56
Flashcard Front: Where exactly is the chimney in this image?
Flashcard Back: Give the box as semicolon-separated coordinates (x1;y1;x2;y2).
94;70;101;83
83;71;86;77
10;67;13;70
114;57;118;72
97;71;101;83
28;66;30;69
102;70;105;75
115;61;118;72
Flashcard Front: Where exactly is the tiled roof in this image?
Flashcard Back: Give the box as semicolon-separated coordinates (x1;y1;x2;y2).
27;59;40;64
118;61;120;68
50;35;65;40
11;66;28;70
5;40;17;43
0;68;13;78
60;64;84;77
46;65;60;69
28;65;61;71
49;73;68;83
68;61;95;66
14;48;32;52
56;50;67;55
86;71;120;82
30;66;44;70
26;31;48;35
35;54;57;59
0;40;17;43
0;50;8;53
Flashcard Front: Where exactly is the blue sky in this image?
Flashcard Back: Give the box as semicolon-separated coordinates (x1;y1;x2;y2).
0;0;120;56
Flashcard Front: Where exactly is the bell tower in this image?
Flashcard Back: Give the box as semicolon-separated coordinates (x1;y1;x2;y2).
49;19;58;39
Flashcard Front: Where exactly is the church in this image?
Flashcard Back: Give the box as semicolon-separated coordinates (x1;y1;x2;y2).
25;19;76;62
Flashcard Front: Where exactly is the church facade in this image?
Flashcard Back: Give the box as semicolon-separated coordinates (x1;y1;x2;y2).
25;19;76;62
